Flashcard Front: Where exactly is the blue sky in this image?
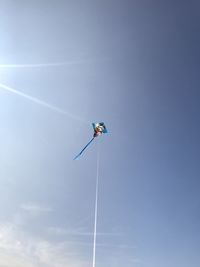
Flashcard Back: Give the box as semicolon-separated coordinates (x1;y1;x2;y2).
0;1;200;266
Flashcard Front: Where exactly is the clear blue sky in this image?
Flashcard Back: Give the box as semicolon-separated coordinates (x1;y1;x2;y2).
0;1;200;266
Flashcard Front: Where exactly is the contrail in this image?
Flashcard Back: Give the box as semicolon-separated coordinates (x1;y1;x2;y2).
0;82;86;123
63;231;121;236
92;143;100;267
0;57;110;69
0;60;88;68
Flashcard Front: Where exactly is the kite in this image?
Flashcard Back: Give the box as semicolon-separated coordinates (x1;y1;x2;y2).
74;122;108;160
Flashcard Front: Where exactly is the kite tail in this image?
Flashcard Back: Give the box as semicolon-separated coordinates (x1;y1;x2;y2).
73;137;95;160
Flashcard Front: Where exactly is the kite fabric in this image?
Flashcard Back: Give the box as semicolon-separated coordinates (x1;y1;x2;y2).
73;122;107;160
92;122;108;137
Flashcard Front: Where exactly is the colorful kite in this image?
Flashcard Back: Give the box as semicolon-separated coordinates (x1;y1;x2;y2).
74;122;108;160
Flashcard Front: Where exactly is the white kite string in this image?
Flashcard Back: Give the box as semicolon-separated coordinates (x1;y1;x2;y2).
92;142;100;267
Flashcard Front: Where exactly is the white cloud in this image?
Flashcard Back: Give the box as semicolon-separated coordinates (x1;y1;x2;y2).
20;203;52;213
0;203;136;267
0;202;90;267
0;222;89;267
47;226;122;237
130;258;141;263
47;227;69;235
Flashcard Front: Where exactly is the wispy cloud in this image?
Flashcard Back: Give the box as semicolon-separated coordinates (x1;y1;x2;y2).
0;57;109;69
0;61;83;68
0;204;136;267
21;203;52;214
130;258;141;263
47;226;122;237
0;223;89;267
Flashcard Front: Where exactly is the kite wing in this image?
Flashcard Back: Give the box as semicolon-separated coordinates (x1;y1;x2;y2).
73;137;95;160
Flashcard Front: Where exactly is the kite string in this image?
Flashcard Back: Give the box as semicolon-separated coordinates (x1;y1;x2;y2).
92;141;100;267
